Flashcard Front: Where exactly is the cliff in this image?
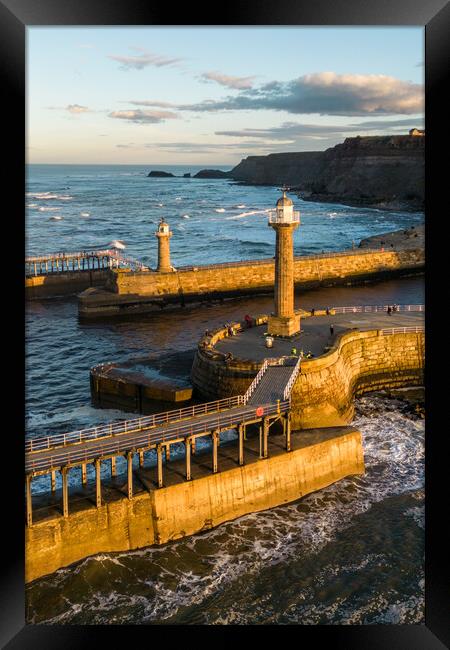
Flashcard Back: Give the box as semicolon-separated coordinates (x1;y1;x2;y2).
229;135;424;211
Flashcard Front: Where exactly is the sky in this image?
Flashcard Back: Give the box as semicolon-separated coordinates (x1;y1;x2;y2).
27;27;424;165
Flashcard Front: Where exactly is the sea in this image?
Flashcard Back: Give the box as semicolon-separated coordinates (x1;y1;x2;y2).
25;164;425;624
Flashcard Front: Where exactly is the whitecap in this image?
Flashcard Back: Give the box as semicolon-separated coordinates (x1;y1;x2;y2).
181;214;190;219
215;208;226;213
48;216;63;221
38;206;60;212
80;212;90;217
109;240;126;250
225;209;270;220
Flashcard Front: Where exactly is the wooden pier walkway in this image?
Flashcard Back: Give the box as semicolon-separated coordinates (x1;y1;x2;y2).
25;248;148;276
25;356;301;526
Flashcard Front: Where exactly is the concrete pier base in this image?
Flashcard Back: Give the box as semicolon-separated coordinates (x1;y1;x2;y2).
25;426;364;583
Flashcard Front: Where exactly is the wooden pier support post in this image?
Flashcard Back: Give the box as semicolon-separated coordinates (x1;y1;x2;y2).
127;451;133;500
259;423;263;459
185;438;192;481
51;470;56;492
238;424;245;466
26;475;32;527
81;463;87;485
61;467;69;518
285;413;292;452
139;451;144;468
165;445;170;463
111;456;116;477
95;459;101;508
263;417;269;459
212;430;219;474
157;445;163;488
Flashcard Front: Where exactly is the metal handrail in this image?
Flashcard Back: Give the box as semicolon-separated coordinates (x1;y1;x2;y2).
379;326;425;335
243;360;269;404
26;395;244;453
332;304;424;314
283;355;302;401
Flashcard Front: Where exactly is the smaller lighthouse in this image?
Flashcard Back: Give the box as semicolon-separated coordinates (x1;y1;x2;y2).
267;189;301;337
155;218;173;272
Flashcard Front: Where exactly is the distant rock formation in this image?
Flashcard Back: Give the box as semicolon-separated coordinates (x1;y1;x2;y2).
148;171;175;178
229;135;424;211
193;169;231;179
183;173;191;178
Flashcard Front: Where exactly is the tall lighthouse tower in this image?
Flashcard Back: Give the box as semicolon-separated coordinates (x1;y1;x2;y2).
155;217;173;272
267;189;301;337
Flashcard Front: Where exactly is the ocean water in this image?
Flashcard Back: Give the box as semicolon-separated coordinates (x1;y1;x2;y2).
25;164;425;624
25;164;424;264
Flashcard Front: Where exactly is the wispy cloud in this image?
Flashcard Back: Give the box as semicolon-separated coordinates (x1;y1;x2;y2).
47;104;91;114
108;109;179;124
125;100;178;108
178;72;423;116
216;117;423;140
108;47;182;70
200;71;256;90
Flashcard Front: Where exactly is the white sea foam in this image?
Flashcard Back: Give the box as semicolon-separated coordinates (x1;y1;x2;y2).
182;214;190;219
109;240;126;249
80;212;90;217
215;208;226;213
49;216;63;221
27;192;73;200
38;206;60;212
225;209;270;220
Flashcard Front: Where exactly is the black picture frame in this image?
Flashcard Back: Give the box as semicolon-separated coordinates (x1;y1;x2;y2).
4;0;448;646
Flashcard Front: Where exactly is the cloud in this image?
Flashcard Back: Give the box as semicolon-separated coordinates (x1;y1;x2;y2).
215;117;424;140
178;72;423;116
201;71;256;89
108;109;179;124
146;140;285;154
108;48;182;70
66;104;90;114
47;104;91;114
125;100;178;108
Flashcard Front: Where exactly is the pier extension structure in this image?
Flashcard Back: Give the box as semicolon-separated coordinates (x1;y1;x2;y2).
25;248;148;299
26;354;302;527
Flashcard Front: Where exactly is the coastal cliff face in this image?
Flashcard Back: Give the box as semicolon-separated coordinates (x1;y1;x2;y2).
230;135;424;210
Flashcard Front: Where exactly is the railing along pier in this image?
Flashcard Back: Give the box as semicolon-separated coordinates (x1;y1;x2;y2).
25;357;302;527
25;249;148;276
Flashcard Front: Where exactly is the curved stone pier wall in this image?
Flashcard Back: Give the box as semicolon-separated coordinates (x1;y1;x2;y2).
191;326;425;429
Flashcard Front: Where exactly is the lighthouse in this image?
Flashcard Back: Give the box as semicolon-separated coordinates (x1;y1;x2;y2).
155;218;173;272
267;189;301;337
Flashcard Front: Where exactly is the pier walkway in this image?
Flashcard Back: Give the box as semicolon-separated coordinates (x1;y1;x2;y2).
25;248;148;276
25;356;301;526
